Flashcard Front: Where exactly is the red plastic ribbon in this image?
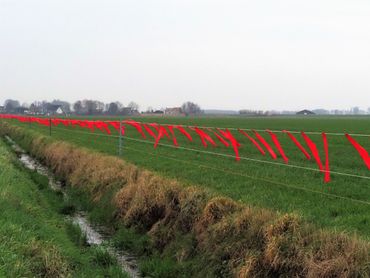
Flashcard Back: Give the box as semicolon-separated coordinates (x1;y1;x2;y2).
149;123;160;132
175;125;193;142
154;125;170;148
208;129;229;147
238;129;266;155
123;120;146;139
142;124;157;138
267;130;289;163
345;134;370;170
94;121;111;135
51;119;61;126
253;130;277;159
283;130;311;160
191;127;217;147
301;132;324;171
167;125;179;147
217;128;241;161
108;121;125;135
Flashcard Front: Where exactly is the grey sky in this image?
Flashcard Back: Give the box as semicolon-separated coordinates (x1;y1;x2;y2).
1;0;370;111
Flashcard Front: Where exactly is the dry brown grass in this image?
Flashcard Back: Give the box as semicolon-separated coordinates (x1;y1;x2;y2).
2;121;370;277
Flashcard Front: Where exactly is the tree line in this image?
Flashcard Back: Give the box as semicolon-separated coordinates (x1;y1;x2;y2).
0;99;203;116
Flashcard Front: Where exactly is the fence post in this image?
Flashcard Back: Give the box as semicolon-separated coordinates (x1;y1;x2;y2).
118;118;123;156
49;117;52;136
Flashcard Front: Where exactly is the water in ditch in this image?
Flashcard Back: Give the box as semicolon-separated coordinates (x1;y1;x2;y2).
5;136;141;278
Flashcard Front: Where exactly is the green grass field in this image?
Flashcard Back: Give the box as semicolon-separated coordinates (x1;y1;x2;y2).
6;115;370;238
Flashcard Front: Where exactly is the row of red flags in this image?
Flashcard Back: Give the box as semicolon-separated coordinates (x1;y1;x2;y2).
1;114;370;183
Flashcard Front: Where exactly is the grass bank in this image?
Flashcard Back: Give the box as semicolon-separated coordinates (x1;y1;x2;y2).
1;121;370;277
0;138;127;277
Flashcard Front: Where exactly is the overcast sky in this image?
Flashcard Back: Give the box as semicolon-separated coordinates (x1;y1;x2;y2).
1;0;370;111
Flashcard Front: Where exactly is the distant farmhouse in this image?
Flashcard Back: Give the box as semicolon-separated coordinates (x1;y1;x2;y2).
45;104;65;116
0;106;4;113
165;107;183;116
296;109;315;115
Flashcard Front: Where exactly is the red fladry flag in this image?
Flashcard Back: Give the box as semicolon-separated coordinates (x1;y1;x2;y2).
59;119;70;127
123;120;146;139
51;119;61;126
253;130;277;159
167;125;179;146
239;129;266;155
191;127;217;147
86;121;95;132
267;130;289;163
217;128;241;161
37;118;51;126
108;121;125;135
154;125;170;148
70;119;80;127
322;132;331;183
142;124;157;138
301;132;324;171
283;130;311;160
345;133;370;170
149;123;160;132
208;129;230;147
94;121;111;135
175;125;193;142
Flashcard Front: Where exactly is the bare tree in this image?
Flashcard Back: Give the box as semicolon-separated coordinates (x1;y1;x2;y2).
181;101;202;116
128;101;139;112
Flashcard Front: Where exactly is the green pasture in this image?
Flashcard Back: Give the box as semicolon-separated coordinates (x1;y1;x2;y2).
5;115;370;238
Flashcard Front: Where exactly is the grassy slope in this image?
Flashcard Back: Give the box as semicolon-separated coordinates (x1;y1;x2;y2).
0;139;127;277
7;116;370;238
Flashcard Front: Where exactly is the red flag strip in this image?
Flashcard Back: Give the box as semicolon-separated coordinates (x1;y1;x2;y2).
94;121;111;135
191;127;217;147
36;118;50;126
283;130;311;160
149;123;171;140
149;123;160;132
167;125;179;146
208;129;229;147
84;121;95;132
322;133;331;183
60;119;70;127
51;119;61;126
266;130;289;163
217;128;241;161
154;125;170;148
142;124;157;138
70;119;79;127
253;130;277;159
107;121;125;135
345;134;370;170
123;120;146;139
301;132;324;172
238;129;266;155
175;125;193;142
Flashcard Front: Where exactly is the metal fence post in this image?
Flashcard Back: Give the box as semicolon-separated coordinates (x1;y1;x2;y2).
49;117;52;136
118;119;123;156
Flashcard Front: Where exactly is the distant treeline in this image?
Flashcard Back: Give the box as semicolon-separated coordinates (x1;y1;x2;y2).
0;99;203;116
